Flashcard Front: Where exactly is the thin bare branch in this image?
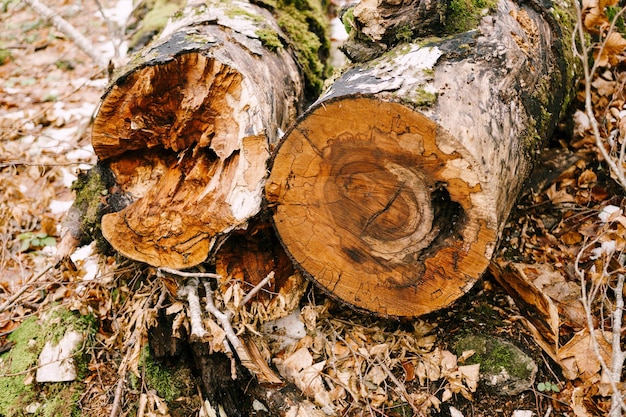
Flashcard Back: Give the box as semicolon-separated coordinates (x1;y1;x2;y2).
21;0;109;68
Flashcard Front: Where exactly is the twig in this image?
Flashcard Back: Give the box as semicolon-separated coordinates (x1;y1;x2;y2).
378;360;420;414
202;271;274;354
0;265;52;314
109;377;125;417
180;277;208;340
160;268;276;380
609;272;625;417
572;4;626;413
573;2;626;190
575;247;626;414
240;271;275;306
159;267;221;280
21;0;109;68
136;392;148;417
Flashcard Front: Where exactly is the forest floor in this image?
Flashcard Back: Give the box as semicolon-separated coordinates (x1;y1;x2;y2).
1;0;625;416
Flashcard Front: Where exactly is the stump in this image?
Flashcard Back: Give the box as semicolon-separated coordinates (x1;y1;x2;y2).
266;0;578;317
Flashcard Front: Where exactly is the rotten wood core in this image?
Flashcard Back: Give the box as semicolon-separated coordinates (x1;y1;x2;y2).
266;0;577;317
96;54;259;267
91;0;306;268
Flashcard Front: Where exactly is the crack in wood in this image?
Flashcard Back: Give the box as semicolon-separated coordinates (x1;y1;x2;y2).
360;181;406;237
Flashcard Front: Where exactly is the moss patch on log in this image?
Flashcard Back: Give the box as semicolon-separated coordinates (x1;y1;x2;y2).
550;0;580;118
68;163;113;248
129;0;185;49
444;0;498;34
256;27;283;51
256;0;331;97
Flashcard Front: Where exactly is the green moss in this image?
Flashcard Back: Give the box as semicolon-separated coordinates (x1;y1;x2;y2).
0;308;97;416
70;164;110;245
341;7;354;34
606;5;626;34
248;0;330;96
142;347;185;403
395;25;414;43
412;88;438;107
550;0;580;119
445;0;497;34
0;317;41;415
39;383;84;417
225;5;263;21
454;335;534;380
274;0;330;97
0;48;11;65
129;0;185;49
256;28;283;51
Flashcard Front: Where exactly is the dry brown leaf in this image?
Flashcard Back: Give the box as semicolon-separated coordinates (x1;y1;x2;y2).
459;363;480;392
591;76;616;97
489;262;560;346
583;0;618;31
557;328;612;381
577;169;598;188
275;347;334;411
570;385;596;417
402;361;416;382
596;32;626;67
546;183;576;204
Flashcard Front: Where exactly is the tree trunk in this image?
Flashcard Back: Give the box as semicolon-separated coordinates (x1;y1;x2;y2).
265;0;578;317
91;0;328;269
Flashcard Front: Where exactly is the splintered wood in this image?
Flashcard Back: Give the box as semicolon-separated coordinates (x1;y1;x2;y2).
91;0;306;268
95;54;261;268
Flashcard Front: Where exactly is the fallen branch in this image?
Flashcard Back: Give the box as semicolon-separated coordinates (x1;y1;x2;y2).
573;1;626;190
179;277;208;340
21;0;109;68
108;377;125;417
575;240;626;415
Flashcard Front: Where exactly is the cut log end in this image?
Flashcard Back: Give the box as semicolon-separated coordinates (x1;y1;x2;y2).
266;96;498;317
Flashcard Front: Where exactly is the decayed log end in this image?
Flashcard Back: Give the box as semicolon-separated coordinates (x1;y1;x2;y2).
93;53;269;268
266;96;498;317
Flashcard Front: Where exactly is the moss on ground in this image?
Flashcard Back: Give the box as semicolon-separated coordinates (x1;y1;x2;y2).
0;307;96;416
0;317;40;416
453;334;534;381
139;345;198;412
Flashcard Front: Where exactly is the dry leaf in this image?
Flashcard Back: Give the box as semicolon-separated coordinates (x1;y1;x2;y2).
591;76;616;97
596;32;626;67
275;347;334;411
546;183;576;204
459;363;480;392
558;328;612;380
571;385;595;417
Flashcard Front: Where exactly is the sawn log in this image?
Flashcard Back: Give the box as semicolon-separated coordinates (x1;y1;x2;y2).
265;0;578;317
